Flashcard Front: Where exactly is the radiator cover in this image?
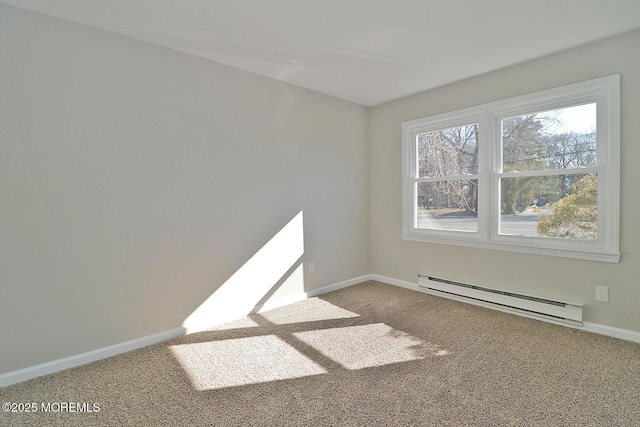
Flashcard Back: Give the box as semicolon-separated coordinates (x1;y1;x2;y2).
418;275;583;326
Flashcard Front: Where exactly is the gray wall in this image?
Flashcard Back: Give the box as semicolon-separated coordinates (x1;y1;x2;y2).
369;30;640;332
0;5;370;374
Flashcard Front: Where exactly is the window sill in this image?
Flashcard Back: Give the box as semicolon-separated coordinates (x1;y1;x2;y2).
401;233;620;263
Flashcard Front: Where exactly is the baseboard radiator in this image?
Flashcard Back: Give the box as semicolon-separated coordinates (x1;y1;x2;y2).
418;275;583;326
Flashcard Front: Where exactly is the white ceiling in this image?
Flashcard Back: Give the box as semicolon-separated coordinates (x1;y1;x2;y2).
2;0;640;106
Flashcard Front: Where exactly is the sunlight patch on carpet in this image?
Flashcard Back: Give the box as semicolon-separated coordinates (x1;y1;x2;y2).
260;298;359;325
170;335;326;390
293;323;449;370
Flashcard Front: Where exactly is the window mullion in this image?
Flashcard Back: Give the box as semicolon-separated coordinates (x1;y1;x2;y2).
481;112;499;241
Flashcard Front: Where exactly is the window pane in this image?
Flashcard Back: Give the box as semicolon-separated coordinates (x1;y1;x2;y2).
416;180;478;232
417;124;478;178
500;173;597;239
502;103;597;172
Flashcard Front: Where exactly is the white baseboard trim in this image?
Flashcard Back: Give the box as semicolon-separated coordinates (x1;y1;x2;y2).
370;274;640;345
255;274;373;313
5;273;636;389
369;274;418;291
307;274;374;297
0;274;373;389
582;322;640;344
0;327;186;389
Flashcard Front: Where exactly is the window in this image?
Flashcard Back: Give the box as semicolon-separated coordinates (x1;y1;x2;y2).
402;75;620;262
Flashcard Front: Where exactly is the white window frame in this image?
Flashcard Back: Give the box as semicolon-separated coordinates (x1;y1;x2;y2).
402;75;620;263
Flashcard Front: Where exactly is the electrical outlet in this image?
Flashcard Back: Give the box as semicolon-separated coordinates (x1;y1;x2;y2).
309;262;315;273
595;286;609;302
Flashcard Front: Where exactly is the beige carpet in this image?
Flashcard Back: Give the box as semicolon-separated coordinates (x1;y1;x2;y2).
1;281;639;426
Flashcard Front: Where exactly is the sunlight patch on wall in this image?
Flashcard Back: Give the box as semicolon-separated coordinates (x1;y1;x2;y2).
293;323;449;370
170;335;326;390
182;211;304;333
254;262;306;313
261;298;359;325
